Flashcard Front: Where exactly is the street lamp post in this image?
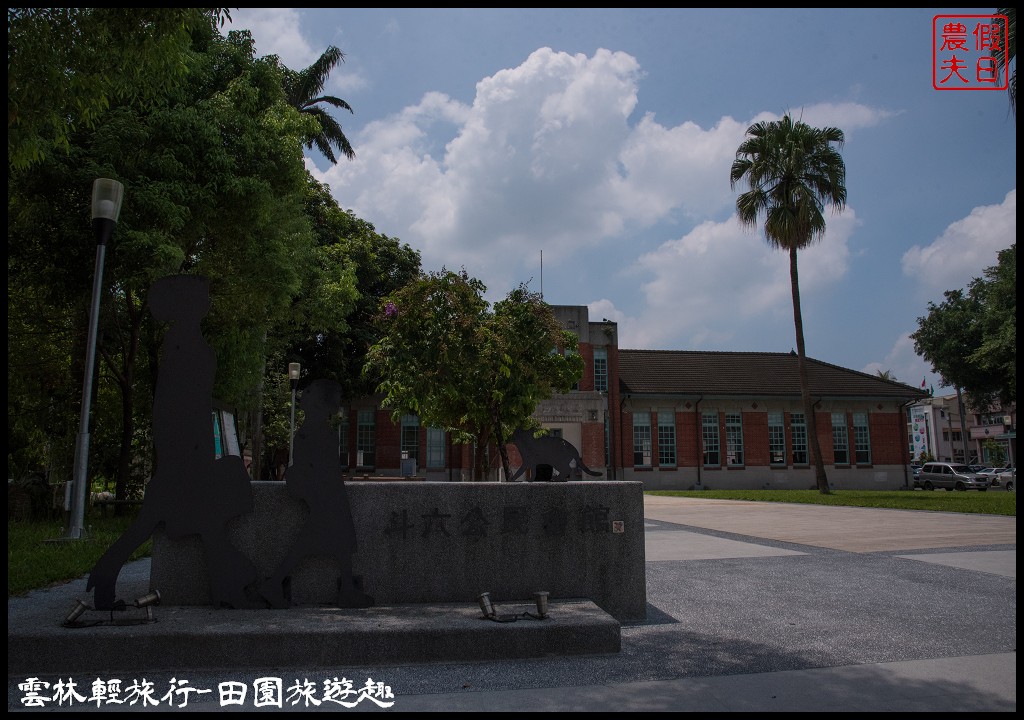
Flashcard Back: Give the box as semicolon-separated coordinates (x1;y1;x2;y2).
288;362;301;467
65;179;124;540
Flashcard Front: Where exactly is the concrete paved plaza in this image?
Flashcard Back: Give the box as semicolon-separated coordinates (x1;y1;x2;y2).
8;495;1016;712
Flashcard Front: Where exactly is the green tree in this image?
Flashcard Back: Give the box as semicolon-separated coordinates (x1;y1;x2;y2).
7;8;232;170
8;24;315;502
876;369;898;382
968;244;1016;403
366;271;582;480
284;45;356;164
730;113;847;494
284;179;421;397
912;246;1015;407
982;439;1007;467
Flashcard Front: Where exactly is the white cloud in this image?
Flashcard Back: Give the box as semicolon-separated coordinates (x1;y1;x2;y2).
901;189;1016;296
609;211;857;350
229;8;316;68
797;102;899;133
861;332;937;390
307;46;887;304
228;8;367;94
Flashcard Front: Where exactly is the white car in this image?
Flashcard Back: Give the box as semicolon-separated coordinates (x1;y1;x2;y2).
993;468;1014;491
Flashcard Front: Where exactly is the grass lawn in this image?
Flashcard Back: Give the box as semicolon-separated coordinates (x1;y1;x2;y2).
8;510;151;597
645;488;1016;516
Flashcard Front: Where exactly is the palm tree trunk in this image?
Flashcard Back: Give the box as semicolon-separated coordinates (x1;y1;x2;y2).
789;246;830;493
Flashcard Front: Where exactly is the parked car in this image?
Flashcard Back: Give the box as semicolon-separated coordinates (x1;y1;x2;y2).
910;464;923;488
918;462;990;491
992;468;1014;491
975;467;1000;478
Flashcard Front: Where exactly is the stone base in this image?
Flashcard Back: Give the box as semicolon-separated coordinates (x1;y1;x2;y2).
151;481;647;622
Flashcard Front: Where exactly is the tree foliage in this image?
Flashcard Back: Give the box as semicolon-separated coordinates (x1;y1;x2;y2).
7;8;232;170
8;22;316;499
283;45;356;164
912;245;1016;406
365;270;583;480
730;113;847;494
280;178;421;397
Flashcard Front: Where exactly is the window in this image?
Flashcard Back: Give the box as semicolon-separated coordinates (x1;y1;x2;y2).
633;412;652;466
658;411;676;466
426;427;445;468
356;409;375;467
791;412;808;465
338;416;349;468
401;414;419;461
702;412;720;466
853;412;870;464
725;413;744;466
832;412;849;465
593;348;608;393
768;411;786;465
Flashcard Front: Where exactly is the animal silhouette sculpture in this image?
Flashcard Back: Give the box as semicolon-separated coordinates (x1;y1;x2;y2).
259;379;374;609
509;427;603;482
87;275;258;610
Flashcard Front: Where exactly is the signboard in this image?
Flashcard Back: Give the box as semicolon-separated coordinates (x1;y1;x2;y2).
909;406;930;459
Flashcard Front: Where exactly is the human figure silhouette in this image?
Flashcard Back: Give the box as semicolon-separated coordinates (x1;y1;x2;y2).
87;275;257;610
259;379;373;609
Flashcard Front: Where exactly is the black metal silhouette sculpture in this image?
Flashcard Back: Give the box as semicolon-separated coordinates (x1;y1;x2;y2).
509;427;603;482
87;275;258;610
259;379;374;609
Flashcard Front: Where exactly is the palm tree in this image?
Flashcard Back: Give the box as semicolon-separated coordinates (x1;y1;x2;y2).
284;46;355;164
995;8;1016;118
875;369;897;382
730;113;847;494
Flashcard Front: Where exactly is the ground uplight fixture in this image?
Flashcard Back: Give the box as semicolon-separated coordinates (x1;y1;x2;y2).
134;590;162;609
533;591;550;619
64;178;125;541
63;600;90;626
477;592;495;619
134;589;162;623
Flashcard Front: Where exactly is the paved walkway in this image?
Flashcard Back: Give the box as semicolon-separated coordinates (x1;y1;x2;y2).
8;495;1016;712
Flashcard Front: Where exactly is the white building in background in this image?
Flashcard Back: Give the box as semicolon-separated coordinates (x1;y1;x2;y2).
908;394;1016;467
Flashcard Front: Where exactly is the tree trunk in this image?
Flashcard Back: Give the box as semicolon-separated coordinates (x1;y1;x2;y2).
955;386;970;464
105;289;144;512
790;246;830;494
493;411;512;482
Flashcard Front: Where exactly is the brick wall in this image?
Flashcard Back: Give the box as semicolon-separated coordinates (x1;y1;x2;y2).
744;411;769;466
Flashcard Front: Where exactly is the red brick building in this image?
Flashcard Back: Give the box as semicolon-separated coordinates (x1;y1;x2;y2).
338;305;928;490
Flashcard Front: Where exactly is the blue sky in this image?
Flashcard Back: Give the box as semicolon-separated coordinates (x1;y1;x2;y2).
228;8;1016;392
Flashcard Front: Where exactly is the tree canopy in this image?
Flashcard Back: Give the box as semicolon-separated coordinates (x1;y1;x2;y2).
365;270;583;480
7;8;232;170
8;21;320;498
912;245;1016;406
283;45;356;164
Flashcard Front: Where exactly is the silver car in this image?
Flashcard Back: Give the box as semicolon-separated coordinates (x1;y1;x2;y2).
918;462;990;492
993;468;1015;492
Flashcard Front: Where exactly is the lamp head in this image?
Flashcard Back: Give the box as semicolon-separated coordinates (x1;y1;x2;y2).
91;179;124;223
288;362;301;381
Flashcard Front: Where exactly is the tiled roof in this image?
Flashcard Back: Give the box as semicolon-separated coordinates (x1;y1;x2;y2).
618;349;930;399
